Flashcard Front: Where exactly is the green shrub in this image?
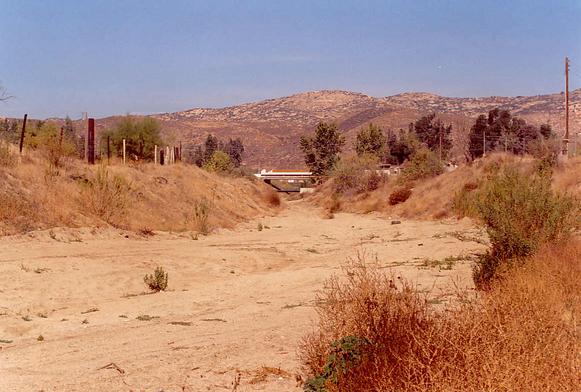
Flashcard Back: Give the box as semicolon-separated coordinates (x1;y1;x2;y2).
332;155;384;195
304;336;370;392
388;186;412;205
471;166;578;288
399;147;443;183
203;150;232;173
143;266;168;292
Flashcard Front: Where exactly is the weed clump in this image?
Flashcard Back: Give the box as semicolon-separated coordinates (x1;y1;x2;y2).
189;197;212;235
143;266;168;292
80;166;130;224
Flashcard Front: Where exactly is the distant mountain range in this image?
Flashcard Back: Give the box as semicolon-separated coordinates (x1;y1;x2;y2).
156;89;581;167
9;89;581;168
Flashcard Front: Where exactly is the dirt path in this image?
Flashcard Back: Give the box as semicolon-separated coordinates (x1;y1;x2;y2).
0;202;486;391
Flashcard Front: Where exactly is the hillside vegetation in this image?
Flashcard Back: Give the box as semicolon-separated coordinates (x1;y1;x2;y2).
0;153;279;236
311;153;581;220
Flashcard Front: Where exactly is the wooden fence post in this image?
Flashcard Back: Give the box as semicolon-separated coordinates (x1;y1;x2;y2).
87;118;95;164
154;145;158;165
18;114;27;154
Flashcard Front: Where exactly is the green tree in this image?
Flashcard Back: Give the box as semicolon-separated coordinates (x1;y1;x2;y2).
299;122;345;179
355;123;386;159
106;116;163;161
224;138;245;167
468;109;549;160
203;134;219;162
387;129;416;165
411;113;452;159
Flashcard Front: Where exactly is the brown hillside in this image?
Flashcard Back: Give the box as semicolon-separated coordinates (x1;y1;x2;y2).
12;89;580;169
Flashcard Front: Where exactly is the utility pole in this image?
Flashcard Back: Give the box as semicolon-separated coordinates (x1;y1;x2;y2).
563;57;570;156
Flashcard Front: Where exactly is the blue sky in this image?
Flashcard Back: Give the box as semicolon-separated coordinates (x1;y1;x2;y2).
1;0;580;118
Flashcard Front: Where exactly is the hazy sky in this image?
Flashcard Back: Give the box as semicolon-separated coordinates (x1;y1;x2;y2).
1;0;580;118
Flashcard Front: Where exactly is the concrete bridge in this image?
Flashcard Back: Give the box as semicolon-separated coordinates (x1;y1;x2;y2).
254;170;314;192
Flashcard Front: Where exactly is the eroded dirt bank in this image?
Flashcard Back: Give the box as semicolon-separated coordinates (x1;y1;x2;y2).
0;202;486;391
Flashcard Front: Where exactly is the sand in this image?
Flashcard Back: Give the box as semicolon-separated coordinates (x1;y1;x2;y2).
0;202;487;391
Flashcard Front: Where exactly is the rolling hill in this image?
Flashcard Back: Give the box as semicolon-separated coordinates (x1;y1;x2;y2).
6;89;581;168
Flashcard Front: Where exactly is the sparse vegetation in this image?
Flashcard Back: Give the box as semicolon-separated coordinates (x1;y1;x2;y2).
143;266;169;292
300;243;580;391
136;314;159;321
80;166;130;224
188;197;212;235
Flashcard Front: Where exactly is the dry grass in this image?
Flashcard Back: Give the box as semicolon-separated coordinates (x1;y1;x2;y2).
0;152;276;235
310;153;581;220
300;242;581;391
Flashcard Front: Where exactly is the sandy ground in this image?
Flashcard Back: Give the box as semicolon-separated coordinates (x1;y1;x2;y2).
0;202;487;391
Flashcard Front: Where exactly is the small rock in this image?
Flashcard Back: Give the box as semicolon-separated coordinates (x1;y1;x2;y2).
391;220;401;225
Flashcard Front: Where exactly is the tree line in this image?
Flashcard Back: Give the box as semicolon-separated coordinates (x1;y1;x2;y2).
299;109;556;178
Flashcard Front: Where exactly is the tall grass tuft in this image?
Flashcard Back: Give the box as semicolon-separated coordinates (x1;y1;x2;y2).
187;197;212;235
80;166;130;225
